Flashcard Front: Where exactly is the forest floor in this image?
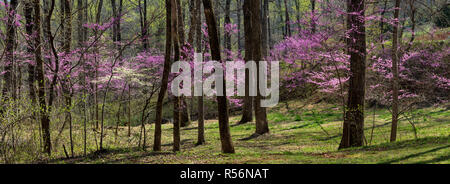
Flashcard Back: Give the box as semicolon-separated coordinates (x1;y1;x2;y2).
47;101;450;164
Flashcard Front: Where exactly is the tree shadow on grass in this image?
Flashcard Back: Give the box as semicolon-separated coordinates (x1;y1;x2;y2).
45;146;147;164
378;144;450;164
413;154;450;164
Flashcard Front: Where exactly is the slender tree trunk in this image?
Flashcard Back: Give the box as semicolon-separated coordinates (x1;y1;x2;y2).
25;0;36;105
95;0;103;131
390;0;401;142
34;0;52;156
128;84;131;137
283;0;291;37
276;0;285;38
153;0;173;151
195;0;205;145
111;0;118;42
2;0;18;100
339;0;366;149
262;0;269;57
311;0;316;33
295;0;301;31
176;0;191;128
236;0;242;55
143;0;149;50
172;0;182;152
239;0;253;125
224;0;231;59
61;0;74;158
97;0;105;150
202;0;235;153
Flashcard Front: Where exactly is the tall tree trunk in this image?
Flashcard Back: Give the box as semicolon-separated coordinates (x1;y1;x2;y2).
250;0;269;135
2;0;18;100
172;0;182;152
295;0;301;31
202;0;235;153
390;0;401;142
111;0;118;42
153;0;173;151
77;0;85;47
195;0;205;145
339;0;366;149
25;0;36;105
141;0;149;50
224;0;231;59
276;0;285;38
176;0;191;128
283;0;291;37
239;0;253;124
311;0;316;33
188;0;196;121
97;0;104;150
34;0;52;156
262;0;269;57
236;0;242;55
61;0;74;158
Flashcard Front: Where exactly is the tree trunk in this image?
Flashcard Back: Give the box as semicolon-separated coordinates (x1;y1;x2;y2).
250;0;269;135
339;0;366;149
262;0;269;57
283;0;291;37
311;0;316;33
390;0;401;142
34;0;52;156
202;0;235;153
276;0;285;38
153;0;173;152
2;0;18;100
195;0;205;145
176;0;191;128
239;0;253;125
224;0;231;59
172;0;182;152
25;0;36;105
236;0;242;55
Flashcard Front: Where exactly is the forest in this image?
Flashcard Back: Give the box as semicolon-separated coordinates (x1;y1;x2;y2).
0;0;448;164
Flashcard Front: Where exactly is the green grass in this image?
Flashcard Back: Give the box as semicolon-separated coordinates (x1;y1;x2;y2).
15;101;449;164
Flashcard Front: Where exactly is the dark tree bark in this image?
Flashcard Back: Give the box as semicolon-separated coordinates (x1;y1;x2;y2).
262;0;269;57
239;0;253;125
311;0;316;33
195;0;205;145
283;0;291;37
62;0;74;158
139;0;149;50
34;0;52;156
390;0;401;142
77;0;85;47
97;0;105;151
276;0;285;38
339;0;366;149
176;0;191;128
236;0;242;54
2;0;18;100
188;0;196;45
153;0;173;152
25;0;36;104
172;0;182;152
111;0;118;42
202;0;235;153
250;0;269;135
224;0;231;59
